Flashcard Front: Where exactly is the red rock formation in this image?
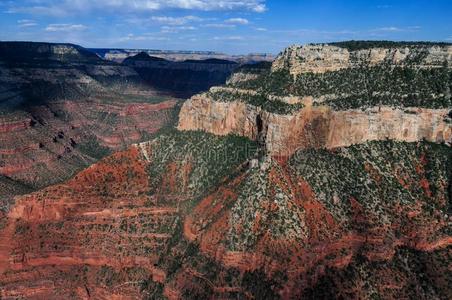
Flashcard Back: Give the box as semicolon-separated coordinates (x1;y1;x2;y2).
0;98;177;190
0;147;176;299
1;138;449;299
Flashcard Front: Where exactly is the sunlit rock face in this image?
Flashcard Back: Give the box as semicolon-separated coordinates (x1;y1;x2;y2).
179;42;452;155
179;93;451;155
272;43;452;75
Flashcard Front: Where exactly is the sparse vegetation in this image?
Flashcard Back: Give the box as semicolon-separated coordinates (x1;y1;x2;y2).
207;89;303;114
233;65;451;110
146;129;257;199
329;40;452;51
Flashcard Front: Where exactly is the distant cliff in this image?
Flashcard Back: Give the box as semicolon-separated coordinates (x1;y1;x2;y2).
0;42;179;206
0;42;100;63
272;41;452;75
91;47;275;64
123;52;239;97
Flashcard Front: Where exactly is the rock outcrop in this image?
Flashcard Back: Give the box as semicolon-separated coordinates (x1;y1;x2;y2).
272;43;452;75
179;42;452;154
179;92;451;155
0;42;181;208
0;41;451;300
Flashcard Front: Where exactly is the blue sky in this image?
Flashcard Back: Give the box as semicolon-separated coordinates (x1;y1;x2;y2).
1;0;451;54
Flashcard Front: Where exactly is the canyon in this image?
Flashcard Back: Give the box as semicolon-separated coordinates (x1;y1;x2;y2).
0;42;182;211
0;41;451;299
123;53;239;97
91;48;275;64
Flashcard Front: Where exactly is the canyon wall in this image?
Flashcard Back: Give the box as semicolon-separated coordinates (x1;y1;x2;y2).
1;41;451;299
178;93;451;155
179;42;452;154
0;42;181;207
1;132;450;299
272;43;452;75
123;53;239;97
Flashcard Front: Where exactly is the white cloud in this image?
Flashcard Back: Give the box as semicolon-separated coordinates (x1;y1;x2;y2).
255;27;267;31
161;25;197;33
213;36;244;41
203;23;236;29
8;0;267;16
120;33;169;42
225;18;249;25
17;19;37;27
372;26;421;32
45;24;88;32
152;15;203;26
375;26;403;32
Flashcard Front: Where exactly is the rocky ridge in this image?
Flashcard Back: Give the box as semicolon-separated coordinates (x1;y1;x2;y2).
178;42;452;154
0;130;450;299
123;52;239;98
272;42;452;75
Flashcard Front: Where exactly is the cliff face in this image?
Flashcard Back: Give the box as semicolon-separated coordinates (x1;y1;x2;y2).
0;41;451;299
179;42;452;153
0;42;101;63
0;42;181;209
272;43;452;75
179;92;451;155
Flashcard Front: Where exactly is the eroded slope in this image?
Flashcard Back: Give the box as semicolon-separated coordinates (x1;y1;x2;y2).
0;131;450;299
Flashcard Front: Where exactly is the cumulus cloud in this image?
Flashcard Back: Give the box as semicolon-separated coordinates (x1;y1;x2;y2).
45;24;87;32
225;18;249;25
8;0;267;16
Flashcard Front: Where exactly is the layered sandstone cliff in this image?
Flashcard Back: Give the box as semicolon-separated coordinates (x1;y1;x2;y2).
179;42;452;154
178;92;451;155
0;42;181;209
0;41;451;299
272;43;452;75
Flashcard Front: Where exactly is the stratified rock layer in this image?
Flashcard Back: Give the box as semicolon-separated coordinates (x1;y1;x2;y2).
272;43;452;75
178;93;451;155
0;41;181;207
